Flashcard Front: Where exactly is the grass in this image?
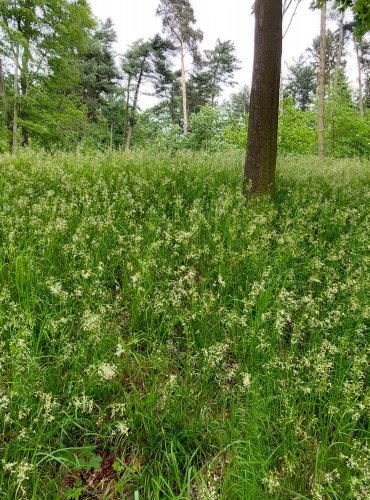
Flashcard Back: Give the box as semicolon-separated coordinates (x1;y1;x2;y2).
0;150;369;499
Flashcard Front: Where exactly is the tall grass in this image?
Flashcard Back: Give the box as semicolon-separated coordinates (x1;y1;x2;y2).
0;150;369;498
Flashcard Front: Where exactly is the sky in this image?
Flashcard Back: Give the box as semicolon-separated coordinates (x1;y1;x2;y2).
87;0;347;108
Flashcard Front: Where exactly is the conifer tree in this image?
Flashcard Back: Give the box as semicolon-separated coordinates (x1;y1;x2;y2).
202;39;240;106
156;0;203;135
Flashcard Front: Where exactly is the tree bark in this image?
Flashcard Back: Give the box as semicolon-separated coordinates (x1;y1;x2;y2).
0;58;11;133
123;74;131;146
244;0;282;196
354;36;364;117
210;60;220;107
125;68;143;151
12;43;20;154
318;2;326;158
333;12;345;90
180;39;188;135
21;47;29;147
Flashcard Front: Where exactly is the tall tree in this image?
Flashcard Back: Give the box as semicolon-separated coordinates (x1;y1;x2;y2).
79;18;120;122
122;35;174;149
318;2;327;157
0;57;11;142
244;0;282;196
360;36;370;108
333;11;346;89
202;39;240;106
122;40;151;149
353;33;364;116
12;41;20;152
0;0;94;151
156;0;203;135
307;30;339;86
284;55;317;110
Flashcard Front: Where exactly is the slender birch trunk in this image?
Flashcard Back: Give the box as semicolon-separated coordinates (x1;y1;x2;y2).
318;2;327;158
180;39;188;135
12;43;20;154
354;36;364;117
333;12;345;90
21;46;29;147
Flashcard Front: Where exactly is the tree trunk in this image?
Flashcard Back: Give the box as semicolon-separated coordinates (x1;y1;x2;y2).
110;122;114;151
210;61;220;107
0;58;11;134
21;48;29;147
125;69;143;151
333;12;345;90
180;40;188;135
243;0;282;196
354;36;364;117
12;43;20;154
123;74;131;146
318;2;326;158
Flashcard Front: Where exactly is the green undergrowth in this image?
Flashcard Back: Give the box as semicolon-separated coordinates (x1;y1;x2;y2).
0;151;369;499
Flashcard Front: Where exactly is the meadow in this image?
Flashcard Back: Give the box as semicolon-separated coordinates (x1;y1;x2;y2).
0;150;369;499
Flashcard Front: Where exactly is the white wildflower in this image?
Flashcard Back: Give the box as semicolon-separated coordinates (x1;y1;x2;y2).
242;372;251;390
97;362;117;381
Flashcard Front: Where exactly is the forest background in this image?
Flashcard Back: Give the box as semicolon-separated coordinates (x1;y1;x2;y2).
0;0;369;158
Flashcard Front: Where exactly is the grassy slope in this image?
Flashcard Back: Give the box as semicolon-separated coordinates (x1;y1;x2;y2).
0;151;369;499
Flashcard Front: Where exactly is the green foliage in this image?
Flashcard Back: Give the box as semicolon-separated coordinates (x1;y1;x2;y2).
307;29;340;85
79;18;120;121
0;0;95;148
334;0;370;38
284;55;317;110
133;108;186;150
156;0;203;53
0;151;369;498
326;91;370;157
222;85;250;119
278;98;317;155
198;39;241;105
187;105;228;150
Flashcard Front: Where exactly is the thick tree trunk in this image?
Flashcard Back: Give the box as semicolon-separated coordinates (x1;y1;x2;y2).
333;12;345;89
180;40;188;135
125;69;143;151
318;3;326;158
354;36;364;117
243;0;282;196
12;43;20;154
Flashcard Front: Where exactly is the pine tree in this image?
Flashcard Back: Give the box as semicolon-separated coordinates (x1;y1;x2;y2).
122;35;174;149
156;0;203;135
284;55;317;110
201;39;240;106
